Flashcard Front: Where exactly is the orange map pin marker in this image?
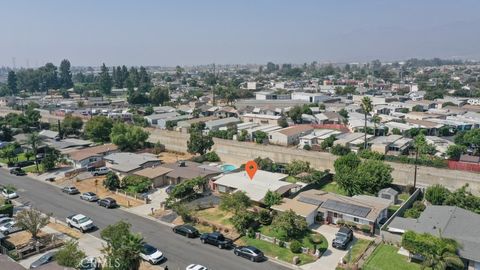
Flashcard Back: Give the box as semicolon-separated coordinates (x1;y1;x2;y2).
245;160;258;180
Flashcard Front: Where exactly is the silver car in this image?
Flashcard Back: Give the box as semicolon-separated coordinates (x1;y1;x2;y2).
80;192;98;202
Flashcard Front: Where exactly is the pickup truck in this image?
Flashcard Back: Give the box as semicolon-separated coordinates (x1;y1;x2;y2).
66;214;94;233
332;226;353;250
199;232;233;249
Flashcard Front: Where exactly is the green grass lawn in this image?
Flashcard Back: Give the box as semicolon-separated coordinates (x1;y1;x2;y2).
345;239;372;263
285;176;298;183
318;181;347;196
259;226;328;252
1;152;29;164
363;244;424;270
24;163;45;173
241;237;316;265
398;193;410;202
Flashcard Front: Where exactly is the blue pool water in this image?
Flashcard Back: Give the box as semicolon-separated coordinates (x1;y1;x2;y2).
220;164;237;172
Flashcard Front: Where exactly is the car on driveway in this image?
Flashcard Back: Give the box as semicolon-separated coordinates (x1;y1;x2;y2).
165;185;176;194
9;167;26;176
66;214;95;233
173;224;200;238
29;251;56;268
80;192;98;202
140;243;165;264
91;167;109;176
0;217;13;226
62;186;80;195
1;187;18;199
97;197;117;208
0;220;23;235
332;226;353;250
200;232;233;249
186;264;209;270
233;245;265;262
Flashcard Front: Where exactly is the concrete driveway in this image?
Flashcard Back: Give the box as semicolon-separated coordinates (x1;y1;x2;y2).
301;225;349;270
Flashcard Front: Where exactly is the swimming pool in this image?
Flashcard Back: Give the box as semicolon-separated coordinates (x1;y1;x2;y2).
220;164;237;172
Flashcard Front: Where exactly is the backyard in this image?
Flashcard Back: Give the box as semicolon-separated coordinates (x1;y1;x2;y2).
363;244;424;270
318;181;347;196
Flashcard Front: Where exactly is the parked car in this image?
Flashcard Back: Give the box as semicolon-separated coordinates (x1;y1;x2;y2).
97;197;117;208
0;217;13;226
66;214;95;233
91;167;109;176
0;221;23;235
9;167;26;176
173;224;200;238
29;251;56;268
62;186;80;195
165;185;176;194
45;177;55;182
186;264;209;270
332;227;353;250
140;243;165;264
1;188;18;199
78;257;99;270
80;192;98;202
233;246;265;262
199;232;233;249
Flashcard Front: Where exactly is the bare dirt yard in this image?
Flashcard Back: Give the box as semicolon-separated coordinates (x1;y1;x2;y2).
157;151;193;164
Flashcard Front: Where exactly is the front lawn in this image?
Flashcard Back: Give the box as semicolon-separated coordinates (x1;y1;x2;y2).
318;181;347;196
241;236;316;265
24;163;45;173
1;153;29;164
344;239;372;263
363;244;424;270
259;226;328;252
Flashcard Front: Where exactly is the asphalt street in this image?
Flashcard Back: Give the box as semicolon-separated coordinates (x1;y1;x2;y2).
0;169;289;270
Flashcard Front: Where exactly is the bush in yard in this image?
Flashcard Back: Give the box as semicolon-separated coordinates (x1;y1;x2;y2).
290;240;302;254
204;151;220;162
404;208;421;218
56;240;86;268
219;191;251;214
170;177;206;200
425;184;451;205
103;172;120;191
303;144;311;151
286;160;311;176
172;203;193;223
258;209;273;225
271;210;308;240
330;144;351;156
360;224;371;233
412;201;426;211
121;175;151;193
0;203;13;217
263;190;282;208
247;228;256;238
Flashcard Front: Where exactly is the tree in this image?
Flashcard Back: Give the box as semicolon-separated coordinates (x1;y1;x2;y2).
356;160;393;194
263;190;282;208
446;144;467;160
425;184;451;205
414;133;437;155
56;240;86;268
1;144;17;164
27;132;42;171
360;97;373;149
286;160;310;176
334;153;362;196
15;208;51;240
137;66;152;92
103;172;120;191
463;129;480;154
254;157;278;172
372;114;381;136
58;59;73;89
42;149;59;171
271;210;308;240
62;114;83;136
84;116;114;143
277;118;288;128
7;71;17;95
412;105;424;112
288;105;303;123
254;131;268;144
231;211;256;235
98;63;113;95
219;191;251;214
110;123;149;151
169;177;206;199
101;221;143;270
187;130;214;156
392;127;402;135
330;144;351;156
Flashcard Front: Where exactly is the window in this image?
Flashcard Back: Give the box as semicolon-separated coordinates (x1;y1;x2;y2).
333;213;338;218
354;217;359;222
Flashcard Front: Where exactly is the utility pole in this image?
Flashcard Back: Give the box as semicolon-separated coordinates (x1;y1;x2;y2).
413;142;419;191
212;63;216;106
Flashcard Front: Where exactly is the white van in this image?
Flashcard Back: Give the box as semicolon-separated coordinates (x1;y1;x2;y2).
91;167;109;176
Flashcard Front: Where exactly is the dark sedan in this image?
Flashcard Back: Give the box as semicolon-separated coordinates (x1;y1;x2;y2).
233;246;265;262
173;224;200;238
97;197;117;208
29;251;56;268
10;167;27;176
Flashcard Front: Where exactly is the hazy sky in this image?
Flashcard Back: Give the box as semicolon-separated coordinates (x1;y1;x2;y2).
1;0;480;67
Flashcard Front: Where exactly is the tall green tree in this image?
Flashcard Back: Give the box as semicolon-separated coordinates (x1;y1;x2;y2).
56;240;86;268
110;122;149;151
271;210;308;240
137;66;152;92
27;132;42;171
360;97;373;149
7;71;17;95
84;116;114;143
98;63;113;95
101;221;143;270
59;59;73;89
263;190;282;208
62;114;84;136
187;128;214;156
219;191;251;214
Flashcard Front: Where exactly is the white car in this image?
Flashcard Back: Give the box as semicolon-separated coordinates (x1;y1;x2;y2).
186;264;209;270
66;214;94;233
1;188;18;199
80;192;98;202
140;243;164;264
0;221;22;235
91;167;109;176
0;217;13;226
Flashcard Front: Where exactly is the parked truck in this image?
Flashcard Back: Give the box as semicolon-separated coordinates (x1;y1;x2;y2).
199;232;233;249
66;214;94;233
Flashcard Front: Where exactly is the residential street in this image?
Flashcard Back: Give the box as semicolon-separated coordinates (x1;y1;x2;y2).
0;169;290;270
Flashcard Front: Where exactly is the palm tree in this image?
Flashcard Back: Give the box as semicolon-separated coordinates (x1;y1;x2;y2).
360;97;373;149
27;132;42;171
372;114;381;136
422;247;464;270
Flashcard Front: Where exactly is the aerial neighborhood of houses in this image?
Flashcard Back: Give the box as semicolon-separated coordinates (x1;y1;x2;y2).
0;58;480;270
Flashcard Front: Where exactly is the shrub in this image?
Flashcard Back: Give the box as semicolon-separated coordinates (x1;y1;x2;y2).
204;151;220;162
247;228;256;238
404;208;421;218
172;203;192;223
303;145;311;151
336;219;345;226
412;201;426;211
290;240;302;254
360;224;371;233
258;209;273;225
0;203;14;217
121;175;151;193
278;240;285;248
425;184;451;205
331;145;351;156
103;172;120;191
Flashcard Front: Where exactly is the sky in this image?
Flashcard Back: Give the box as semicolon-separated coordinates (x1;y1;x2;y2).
1;0;480;67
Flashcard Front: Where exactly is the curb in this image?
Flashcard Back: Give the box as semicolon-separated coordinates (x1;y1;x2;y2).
266;255;303;270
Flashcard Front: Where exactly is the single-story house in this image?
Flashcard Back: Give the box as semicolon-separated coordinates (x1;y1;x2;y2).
368;135;412;154
268;125;314;146
314;112;345;125
39;130;59;140
157;114;192;129
388;206;480;269
212;170;300;204
44;138;93;154
67;143;119;168
204;117;241;131
334;132;374;148
144;112;180;125
240;113;282;126
272;190;391;229
176;116;219;131
104;152;160;177
134;160;222;187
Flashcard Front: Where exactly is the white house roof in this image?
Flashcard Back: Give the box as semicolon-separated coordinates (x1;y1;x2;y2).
214;170;289;202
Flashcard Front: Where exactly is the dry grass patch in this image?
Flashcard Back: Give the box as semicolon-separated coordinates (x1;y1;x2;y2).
47;222;82;239
5;231;49;248
157;151;193;164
